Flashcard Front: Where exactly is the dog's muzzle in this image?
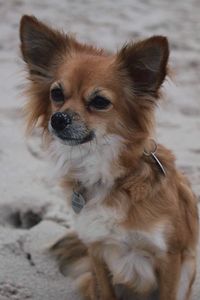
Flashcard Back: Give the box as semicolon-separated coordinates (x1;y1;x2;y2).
49;111;95;145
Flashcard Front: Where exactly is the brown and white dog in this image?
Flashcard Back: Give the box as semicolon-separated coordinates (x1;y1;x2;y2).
20;15;199;300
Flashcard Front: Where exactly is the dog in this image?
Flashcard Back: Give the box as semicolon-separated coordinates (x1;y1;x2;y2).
20;15;199;300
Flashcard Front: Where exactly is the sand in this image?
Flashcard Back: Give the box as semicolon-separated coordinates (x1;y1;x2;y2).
0;0;200;299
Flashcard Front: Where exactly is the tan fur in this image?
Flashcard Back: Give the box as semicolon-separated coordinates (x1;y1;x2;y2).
20;15;199;300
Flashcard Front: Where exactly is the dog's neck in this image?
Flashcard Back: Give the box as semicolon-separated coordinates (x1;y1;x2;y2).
49;134;127;190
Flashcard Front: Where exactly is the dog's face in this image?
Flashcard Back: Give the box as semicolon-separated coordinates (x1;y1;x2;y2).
20;15;169;148
47;54;124;146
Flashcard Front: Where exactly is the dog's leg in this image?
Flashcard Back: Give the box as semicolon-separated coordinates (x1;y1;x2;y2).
158;253;181;300
158;253;196;300
89;251;117;300
51;231;96;300
75;258;116;300
51;234;116;300
176;255;196;300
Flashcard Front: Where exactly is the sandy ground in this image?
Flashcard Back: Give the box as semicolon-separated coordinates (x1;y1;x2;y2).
0;0;200;299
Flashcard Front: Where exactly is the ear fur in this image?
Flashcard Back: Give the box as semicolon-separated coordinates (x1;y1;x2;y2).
20;15;68;79
117;36;169;95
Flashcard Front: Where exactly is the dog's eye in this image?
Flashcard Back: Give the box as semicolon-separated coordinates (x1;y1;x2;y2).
50;87;65;103
89;96;111;110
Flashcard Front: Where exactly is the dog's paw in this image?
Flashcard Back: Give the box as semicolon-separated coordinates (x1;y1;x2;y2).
50;231;91;278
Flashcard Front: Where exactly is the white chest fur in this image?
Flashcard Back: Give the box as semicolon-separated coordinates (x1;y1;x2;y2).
50;133;167;292
74;201;168;292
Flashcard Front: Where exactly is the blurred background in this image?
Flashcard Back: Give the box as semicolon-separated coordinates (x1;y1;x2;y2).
0;1;199;299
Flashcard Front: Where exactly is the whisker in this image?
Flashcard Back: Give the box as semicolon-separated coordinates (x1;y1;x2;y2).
78;144;83;159
69;144;74;165
102;135;110;146
94;136;98;153
88;140;93;156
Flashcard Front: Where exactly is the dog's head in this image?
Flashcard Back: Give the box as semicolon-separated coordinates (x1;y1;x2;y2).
20;15;169;148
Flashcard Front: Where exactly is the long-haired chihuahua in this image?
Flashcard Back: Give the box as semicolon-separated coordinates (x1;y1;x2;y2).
20;15;199;300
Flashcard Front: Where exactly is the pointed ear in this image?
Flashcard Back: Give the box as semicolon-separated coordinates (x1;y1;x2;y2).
117;36;169;95
20;15;68;79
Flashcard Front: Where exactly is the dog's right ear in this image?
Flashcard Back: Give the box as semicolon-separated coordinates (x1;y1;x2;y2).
20;15;68;79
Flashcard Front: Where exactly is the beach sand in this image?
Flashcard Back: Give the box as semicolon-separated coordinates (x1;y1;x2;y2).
0;0;199;299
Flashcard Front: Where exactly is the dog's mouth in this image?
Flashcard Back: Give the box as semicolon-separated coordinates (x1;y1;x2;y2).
49;123;95;146
55;130;95;146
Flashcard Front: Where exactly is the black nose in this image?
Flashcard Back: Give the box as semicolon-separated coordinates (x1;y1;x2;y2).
51;112;71;131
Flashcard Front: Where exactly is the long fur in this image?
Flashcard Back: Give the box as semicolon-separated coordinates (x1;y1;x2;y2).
20;15;199;300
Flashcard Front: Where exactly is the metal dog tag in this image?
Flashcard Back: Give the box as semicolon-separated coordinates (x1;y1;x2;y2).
72;191;86;214
151;152;166;176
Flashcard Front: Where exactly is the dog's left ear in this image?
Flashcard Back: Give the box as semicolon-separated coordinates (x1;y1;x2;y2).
117;36;169;95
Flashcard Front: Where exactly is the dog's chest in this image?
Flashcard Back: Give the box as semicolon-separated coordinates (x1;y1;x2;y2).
74;202;122;244
73;202;167;290
74;199;167;249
